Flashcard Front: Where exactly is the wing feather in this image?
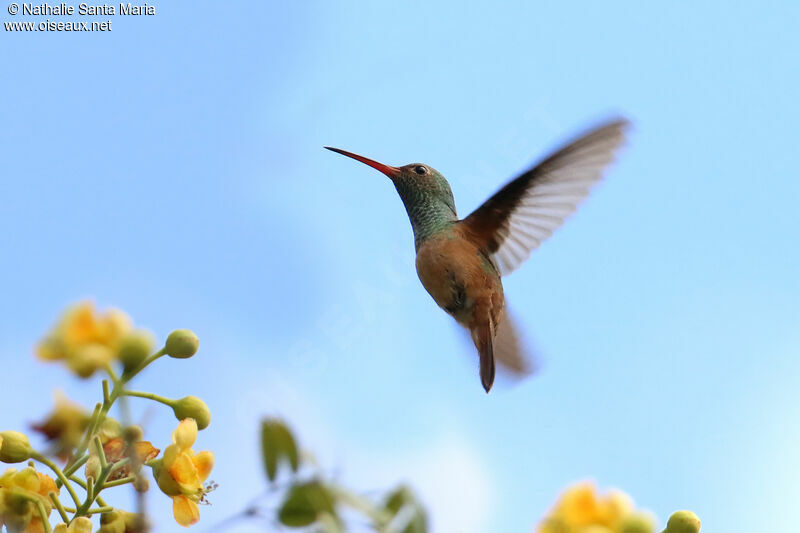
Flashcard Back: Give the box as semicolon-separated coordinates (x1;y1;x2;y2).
459;118;629;275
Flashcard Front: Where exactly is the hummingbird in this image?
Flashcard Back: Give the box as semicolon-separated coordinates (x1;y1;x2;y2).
326;118;629;392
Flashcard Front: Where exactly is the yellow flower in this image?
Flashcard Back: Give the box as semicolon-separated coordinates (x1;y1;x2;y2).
154;419;214;527
98;437;159;481
54;516;92;533
37;302;132;378
31;392;91;461
0;466;59;533
538;482;650;533
98;510;143;533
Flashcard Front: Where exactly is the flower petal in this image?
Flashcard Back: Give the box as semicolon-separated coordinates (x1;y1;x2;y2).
162;444;179;467
102;308;132;343
193;451;214;481
558;482;600;525
28;519;48;533
173;495;200;527
172;419;197;449
133;441;160;464
36;472;58;497
64;303;99;345
169;451;200;488
36;338;64;361
600;489;633;526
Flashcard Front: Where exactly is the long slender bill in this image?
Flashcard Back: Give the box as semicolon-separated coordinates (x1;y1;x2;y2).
324;147;401;179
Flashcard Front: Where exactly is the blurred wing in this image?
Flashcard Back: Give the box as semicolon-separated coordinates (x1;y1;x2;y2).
452;305;538;382
493;308;536;376
459;118;629;276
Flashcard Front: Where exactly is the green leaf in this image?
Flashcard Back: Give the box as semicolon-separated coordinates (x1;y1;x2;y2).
260;418;301;482
260;420;279;482
384;485;414;515
403;509;428;533
384;485;427;533
273;419;300;472
278;480;338;528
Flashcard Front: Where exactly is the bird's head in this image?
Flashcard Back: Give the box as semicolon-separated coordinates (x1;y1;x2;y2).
325;147;456;215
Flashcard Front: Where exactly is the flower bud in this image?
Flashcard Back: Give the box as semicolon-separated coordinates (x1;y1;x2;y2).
123;425;145;443
0;431;33;463
100;510;120;524
72;517;94;533
164;329;199;359
622;512;655;533
1;489;33;531
118;330;154;372
134;474;150;492
99;510;125;533
55;517;94;533
101;511;145;533
664;511;701;533
172;396;211;430
85;454;101;482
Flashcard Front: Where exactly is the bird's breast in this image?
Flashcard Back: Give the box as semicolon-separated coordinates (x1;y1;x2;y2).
415;229;504;326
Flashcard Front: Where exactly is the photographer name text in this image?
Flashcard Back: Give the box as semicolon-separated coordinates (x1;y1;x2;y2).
19;2;154;15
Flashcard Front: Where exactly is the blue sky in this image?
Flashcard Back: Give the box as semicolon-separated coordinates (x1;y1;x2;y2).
2;2;799;532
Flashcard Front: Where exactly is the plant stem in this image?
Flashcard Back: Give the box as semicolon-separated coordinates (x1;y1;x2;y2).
110;458;131;473
68;475;87;490
76;466;110;517
49;492;69;524
63;454;89;479
93;436;108;469
134;349;166;375
33;453;82;508
34;498;53;533
104;363;119;383
64;349;166;477
102;476;135;488
121;389;176;407
330;486;392;526
58;349;168;518
87;505;115;515
66;476;108;507
64;403;102;477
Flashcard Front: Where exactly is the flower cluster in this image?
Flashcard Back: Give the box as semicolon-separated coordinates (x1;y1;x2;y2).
538;482;649;533
36;302;132;378
1;302;215;532
0;465;58;533
7;302;703;533
537;482;700;533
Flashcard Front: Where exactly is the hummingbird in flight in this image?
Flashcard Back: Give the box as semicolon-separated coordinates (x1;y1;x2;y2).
326;118;629;392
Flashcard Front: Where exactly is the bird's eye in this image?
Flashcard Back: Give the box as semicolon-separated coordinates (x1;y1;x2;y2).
414;165;427;175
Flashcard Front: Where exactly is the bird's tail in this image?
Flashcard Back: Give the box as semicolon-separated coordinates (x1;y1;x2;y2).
493;309;535;376
471;321;496;393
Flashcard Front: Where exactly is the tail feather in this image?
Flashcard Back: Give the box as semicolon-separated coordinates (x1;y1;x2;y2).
472;321;496;393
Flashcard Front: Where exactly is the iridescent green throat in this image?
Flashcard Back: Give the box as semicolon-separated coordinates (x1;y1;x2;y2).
393;181;458;250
